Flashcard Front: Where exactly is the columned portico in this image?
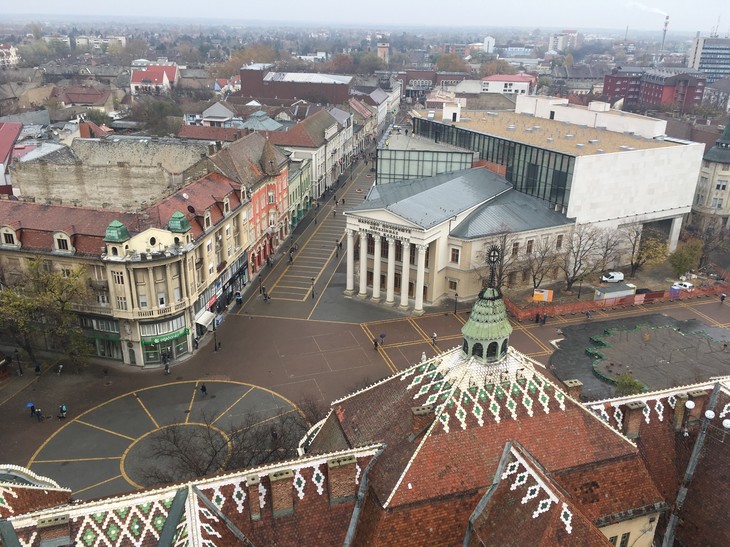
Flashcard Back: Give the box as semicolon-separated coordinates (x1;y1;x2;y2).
414;244;427;313
358;232;368;298
345;229;355;294
385;237;396;304
372;235;382;300
399;240;411;309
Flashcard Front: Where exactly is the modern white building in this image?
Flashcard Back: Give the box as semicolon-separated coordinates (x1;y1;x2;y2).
412;100;704;254
481;74;536;95
482;36;495;54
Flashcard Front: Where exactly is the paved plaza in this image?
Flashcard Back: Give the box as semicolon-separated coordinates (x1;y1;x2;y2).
3;160;730;499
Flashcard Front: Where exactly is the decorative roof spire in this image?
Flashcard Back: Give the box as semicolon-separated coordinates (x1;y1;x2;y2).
460;246;512;363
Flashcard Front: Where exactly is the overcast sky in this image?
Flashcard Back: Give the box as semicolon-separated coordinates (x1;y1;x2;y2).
1;1;728;34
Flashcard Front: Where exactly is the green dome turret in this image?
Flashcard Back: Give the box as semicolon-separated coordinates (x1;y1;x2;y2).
168;211;191;233
104;220;130;243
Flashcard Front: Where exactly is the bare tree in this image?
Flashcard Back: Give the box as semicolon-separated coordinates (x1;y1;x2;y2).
476;230;520;289
560;225;600;292
522;235;559;289
595;228;622;274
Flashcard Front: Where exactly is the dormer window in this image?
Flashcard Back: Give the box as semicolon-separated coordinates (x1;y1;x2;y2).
204;212;212;229
55;234;71;252
2;230;15;245
224;197;230;214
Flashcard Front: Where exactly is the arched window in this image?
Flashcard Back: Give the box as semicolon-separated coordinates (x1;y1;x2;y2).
487;342;498;360
472;343;483;358
111;247;119;256
501;339;509;356
463;340;469;354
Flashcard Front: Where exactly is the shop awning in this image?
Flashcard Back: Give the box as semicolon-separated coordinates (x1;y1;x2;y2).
195;310;216;329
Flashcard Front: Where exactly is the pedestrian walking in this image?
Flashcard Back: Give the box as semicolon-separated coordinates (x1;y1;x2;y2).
373;338;379;351
535;313;540;324
334;193;337;203
35;408;43;422
200;384;207;397
585;311;592;320
432;333;437;346
193;336;200;350
164;363;170;375
58;404;67;419
721;293;726;303
29;403;36;417
57;363;63;376
314;216;317;225
338;240;342;250
34;362;41;375
541;313;547;325
342;198;345;206
333;210;336;217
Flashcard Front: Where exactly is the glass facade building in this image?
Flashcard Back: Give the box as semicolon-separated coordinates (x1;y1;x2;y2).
413;118;575;210
376;149;474;185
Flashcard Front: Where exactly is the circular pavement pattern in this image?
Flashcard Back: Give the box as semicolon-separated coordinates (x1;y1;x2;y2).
27;381;298;500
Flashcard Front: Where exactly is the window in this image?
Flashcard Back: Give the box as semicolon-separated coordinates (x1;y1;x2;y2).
223;197;230;214
512;242;519;256
204;213;211;229
112;271;124;285
268;191;275;203
116;296;128;310
225;224;231;238
56;237;69;250
556;234;563;250
448;280;457;291
3;232;14;245
619;533;630;547
139;293;148;308
718;180;728;190
450;248;460;263
526;240;534;254
206;240;213;253
96;294;109;305
61;268;71;278
608;537;617;546
712;197;724;208
158;292;166;307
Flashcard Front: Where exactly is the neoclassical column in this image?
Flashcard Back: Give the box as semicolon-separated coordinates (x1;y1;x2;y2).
345;229;355;294
372;235;382;300
385;237;396;304
414;243;427;313
358;232;368;298
399;240;411;309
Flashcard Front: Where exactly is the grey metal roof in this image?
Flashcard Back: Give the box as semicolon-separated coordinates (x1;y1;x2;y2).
450;190;574;239
349;168;511;230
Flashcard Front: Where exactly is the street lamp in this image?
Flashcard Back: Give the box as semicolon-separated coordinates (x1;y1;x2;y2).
311;277;315;299
454;293;459;315
259;276;262;294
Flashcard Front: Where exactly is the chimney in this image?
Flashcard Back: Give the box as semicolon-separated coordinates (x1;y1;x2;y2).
207;143;216;155
37;514;71;546
687;390;709;423
623;401;646;439
673;393;688;432
327;455;357;504
269;470;294;518
215;140;222;151
563;379;583;400
246;475;261;521
411;404;435;437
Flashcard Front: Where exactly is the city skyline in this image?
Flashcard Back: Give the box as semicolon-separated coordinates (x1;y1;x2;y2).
0;0;728;35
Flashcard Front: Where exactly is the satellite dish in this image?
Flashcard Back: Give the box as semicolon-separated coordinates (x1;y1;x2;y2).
187;205;196;214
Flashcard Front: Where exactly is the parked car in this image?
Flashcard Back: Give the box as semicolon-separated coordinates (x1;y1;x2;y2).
601;271;624;283
671;281;694;291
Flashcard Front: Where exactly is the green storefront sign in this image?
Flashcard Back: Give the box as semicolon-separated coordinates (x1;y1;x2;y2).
141;328;190;346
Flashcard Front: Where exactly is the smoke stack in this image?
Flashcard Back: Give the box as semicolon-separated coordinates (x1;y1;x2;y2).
660;16;669;58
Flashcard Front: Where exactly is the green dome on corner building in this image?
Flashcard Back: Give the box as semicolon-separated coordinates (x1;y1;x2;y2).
460;286;513;363
168;211;191;233
103;220;130;243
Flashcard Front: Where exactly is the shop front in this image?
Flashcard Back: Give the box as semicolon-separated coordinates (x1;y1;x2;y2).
139;315;189;365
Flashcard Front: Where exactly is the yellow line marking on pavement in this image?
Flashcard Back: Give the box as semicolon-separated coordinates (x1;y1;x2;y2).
212;387;254;424
76;420;136;441
680;301;722;327
184;383;199;424
361;324;397;374
409;318;430;341
72;474;123;496
34;456;121;464
244;409;298;429
512;323;553;353
455;312;467;325
134;394;160;429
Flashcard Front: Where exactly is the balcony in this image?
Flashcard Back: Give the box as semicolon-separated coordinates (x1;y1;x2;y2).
69;302;114;316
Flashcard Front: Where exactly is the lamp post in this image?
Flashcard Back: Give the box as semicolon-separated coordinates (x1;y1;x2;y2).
311;277;315;299
258;276;262;294
454;293;459;315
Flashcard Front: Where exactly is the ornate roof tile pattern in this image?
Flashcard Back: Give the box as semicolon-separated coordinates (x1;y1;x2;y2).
469;443;612;546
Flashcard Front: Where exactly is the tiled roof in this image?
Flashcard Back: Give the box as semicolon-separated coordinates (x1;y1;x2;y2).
130;65;177;85
208;131;286;188
469;443;612;546
0;122;22;165
54;85;111;106
315;343;663;526
0;466;70;518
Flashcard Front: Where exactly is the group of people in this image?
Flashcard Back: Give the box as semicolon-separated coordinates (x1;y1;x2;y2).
28;402;67;422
